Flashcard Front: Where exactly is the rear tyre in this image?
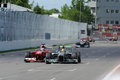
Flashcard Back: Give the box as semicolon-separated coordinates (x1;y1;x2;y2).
77;52;81;63
25;52;31;58
87;42;90;48
76;42;80;48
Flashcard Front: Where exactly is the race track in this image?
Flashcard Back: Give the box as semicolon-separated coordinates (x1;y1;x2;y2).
0;41;120;80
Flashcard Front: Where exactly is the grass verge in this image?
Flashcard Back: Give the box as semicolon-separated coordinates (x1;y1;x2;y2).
0;43;74;53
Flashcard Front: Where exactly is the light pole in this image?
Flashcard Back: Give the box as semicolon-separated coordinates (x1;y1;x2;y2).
79;0;81;22
8;0;11;41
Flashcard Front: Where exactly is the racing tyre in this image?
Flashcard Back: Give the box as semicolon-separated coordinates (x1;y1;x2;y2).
77;52;81;63
87;43;90;48
24;52;31;63
76;42;80;48
72;53;78;64
72;53;77;59
46;61;51;64
46;53;51;64
25;52;31;58
46;53;52;59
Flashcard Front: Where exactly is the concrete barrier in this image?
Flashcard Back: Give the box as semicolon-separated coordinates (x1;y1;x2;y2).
0;39;79;51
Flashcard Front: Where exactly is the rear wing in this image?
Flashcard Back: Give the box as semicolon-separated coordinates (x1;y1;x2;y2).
40;44;53;50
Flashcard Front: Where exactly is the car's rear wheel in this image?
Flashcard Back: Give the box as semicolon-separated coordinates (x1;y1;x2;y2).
77;52;81;63
25;52;31;58
76;42;80;48
87;42;90;48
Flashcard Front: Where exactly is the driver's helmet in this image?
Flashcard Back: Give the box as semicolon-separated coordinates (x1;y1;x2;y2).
61;49;65;52
41;48;45;51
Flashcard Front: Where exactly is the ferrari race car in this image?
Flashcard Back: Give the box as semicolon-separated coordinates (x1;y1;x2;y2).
24;44;50;63
76;39;90;48
45;46;81;64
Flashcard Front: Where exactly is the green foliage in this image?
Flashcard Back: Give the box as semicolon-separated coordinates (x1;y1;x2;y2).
2;0;59;15
33;4;42;14
49;8;59;13
33;4;59;15
59;0;94;24
3;0;33;9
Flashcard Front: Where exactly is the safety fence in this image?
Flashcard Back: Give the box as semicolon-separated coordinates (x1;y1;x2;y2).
0;11;87;42
0;11;87;51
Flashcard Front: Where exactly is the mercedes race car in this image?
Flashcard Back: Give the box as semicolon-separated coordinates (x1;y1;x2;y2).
45;46;81;64
24;44;50;63
76;39;90;48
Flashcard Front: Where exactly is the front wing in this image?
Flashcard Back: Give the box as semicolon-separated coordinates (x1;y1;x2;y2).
46;59;78;63
24;58;45;62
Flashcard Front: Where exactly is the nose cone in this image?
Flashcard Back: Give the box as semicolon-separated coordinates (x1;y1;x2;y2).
36;51;42;55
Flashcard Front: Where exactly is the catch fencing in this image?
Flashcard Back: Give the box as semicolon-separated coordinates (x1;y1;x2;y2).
0;11;87;51
0;11;87;41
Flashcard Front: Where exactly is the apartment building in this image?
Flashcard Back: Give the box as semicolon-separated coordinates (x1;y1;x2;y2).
88;0;120;25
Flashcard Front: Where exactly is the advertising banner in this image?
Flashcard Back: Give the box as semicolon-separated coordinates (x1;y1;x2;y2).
99;32;120;40
95;24;120;29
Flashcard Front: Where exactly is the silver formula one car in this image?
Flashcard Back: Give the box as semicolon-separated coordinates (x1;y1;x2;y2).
76;40;90;48
45;46;81;64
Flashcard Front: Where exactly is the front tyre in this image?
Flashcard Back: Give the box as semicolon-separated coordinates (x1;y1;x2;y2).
46;53;52;64
24;52;31;63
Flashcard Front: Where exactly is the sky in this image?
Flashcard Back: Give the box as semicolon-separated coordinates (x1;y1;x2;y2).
29;0;72;11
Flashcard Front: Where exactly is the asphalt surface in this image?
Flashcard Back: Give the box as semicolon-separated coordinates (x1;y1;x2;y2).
0;41;120;80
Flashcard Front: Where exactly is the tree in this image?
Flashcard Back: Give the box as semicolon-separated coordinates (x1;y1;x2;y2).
50;8;59;13
33;4;60;15
58;4;69;19
59;0;94;24
33;4;41;14
3;0;32;9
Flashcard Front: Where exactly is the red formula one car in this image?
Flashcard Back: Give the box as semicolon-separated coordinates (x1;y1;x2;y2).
24;44;51;63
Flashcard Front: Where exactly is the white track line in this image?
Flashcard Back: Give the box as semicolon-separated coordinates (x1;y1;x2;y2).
86;62;90;65
50;78;56;80
68;68;76;71
28;69;34;71
103;64;120;80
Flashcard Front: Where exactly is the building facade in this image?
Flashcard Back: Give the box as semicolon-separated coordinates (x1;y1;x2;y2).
88;0;120;25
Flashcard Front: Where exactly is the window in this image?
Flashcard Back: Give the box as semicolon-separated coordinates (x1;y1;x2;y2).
111;21;114;24
111;10;114;13
111;0;114;2
91;7;95;13
115;21;119;24
106;9;110;13
106;0;109;2
115;0;119;2
106;21;109;24
116;10;119;13
81;30;85;34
